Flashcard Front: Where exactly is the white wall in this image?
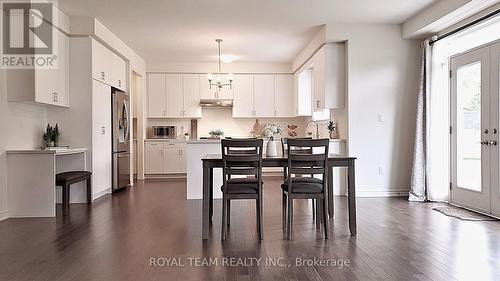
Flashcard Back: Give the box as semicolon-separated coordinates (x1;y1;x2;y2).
0;70;47;220
327;24;420;197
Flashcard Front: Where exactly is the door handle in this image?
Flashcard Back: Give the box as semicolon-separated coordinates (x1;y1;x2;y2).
489;140;497;146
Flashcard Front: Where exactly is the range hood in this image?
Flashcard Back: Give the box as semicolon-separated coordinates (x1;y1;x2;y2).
200;99;233;108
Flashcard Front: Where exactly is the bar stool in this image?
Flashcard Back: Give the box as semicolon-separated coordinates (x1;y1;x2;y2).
56;171;92;216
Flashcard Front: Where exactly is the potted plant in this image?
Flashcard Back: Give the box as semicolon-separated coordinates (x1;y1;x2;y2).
327;121;338;139
208;129;224;139
42;124;60;148
262;124;283;157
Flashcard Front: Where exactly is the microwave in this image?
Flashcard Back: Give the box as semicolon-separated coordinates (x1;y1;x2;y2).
151;126;176;139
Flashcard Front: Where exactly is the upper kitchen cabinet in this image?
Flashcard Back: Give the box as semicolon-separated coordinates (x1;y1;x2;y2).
274;74;294;117
183;74;202;118
166;74;184;118
232;74;255;118
296;69;313;116
254;74;275;117
7;26;70;107
312;43;346;110
92;39;128;91
147;73;167;117
147;73;202;118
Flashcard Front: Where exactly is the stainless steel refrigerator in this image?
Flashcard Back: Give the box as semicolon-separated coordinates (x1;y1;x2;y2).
112;88;130;192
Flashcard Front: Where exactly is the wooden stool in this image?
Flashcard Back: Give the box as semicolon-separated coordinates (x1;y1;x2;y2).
56;171;92;216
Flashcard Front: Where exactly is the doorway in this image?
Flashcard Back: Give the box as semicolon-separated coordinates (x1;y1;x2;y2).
450;40;500;217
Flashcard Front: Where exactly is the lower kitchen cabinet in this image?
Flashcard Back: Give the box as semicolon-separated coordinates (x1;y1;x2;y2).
145;141;186;175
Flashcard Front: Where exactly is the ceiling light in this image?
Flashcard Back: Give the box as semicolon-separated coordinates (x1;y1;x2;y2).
207;39;233;90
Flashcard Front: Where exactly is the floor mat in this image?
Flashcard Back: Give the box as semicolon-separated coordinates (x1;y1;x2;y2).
433;206;498;221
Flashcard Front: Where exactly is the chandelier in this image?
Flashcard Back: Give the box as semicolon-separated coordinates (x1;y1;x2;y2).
207;39;233;90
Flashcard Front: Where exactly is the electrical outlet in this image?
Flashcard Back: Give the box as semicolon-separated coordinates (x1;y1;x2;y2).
378;166;384;175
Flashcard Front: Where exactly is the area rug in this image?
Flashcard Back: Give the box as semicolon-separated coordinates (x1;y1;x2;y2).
432;206;498;221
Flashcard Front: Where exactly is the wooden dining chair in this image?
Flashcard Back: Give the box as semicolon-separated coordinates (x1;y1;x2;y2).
282;138;330;239
281;137;317;225
221;138;264;241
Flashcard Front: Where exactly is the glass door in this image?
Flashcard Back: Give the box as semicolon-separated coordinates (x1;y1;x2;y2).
450;46;491;214
490;41;500;218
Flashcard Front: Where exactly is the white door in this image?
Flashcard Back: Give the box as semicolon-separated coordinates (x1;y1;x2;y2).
166;74;184;117
254;74;275;117
183;74;202;118
275;74;294;117
147;74;166;117
490;41;500;217
145;142;164;174
450;46;491;214
232;74;254;117
91;81;112;194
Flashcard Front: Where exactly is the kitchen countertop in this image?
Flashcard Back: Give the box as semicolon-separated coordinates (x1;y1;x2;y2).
6;148;88;155
146;138;347;144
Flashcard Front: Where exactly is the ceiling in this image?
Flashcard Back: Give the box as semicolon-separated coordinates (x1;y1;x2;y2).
58;0;437;63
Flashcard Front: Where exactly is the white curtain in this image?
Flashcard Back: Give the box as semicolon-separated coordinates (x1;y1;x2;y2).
409;40;431;202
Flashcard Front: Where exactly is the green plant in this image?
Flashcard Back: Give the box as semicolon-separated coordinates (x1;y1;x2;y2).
327;121;337;133
43;124;60;146
208;129;224;138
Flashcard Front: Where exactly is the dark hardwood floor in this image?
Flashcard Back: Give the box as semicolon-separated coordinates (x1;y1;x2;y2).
1;177;499;281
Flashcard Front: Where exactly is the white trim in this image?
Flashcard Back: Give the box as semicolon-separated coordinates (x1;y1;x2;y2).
356;189;409;198
92;188;111;201
0;210;9;221
449;202;500;220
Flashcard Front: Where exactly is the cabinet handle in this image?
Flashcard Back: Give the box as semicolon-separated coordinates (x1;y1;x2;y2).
55;92;58;102
160;149;163;155
101;72;105;80
118;79;121;88
316;100;320;108
101;126;105;135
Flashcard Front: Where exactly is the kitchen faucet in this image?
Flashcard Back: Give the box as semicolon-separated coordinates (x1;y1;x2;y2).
306;120;320;139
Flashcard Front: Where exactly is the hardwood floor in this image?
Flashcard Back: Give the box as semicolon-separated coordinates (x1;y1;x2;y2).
1;177;499;281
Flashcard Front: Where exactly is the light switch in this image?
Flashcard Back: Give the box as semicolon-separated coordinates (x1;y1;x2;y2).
377;113;385;123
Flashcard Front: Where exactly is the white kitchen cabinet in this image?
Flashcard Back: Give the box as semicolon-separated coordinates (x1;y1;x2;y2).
254;74;275;117
92;39;112;84
147;73;167;117
111;53;127;91
312;44;345;110
92;39;128;91
217;84;234;100
7;27;70;107
166;74;184;118
145;141;164;174
183;74;202;118
145;141;187;175
274;74;294;117
232;74;255;117
91;80;112;195
200;74;218;100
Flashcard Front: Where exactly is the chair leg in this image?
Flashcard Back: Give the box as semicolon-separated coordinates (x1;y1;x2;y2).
282;192;287;230
323;196;330;239
315;198;321;229
259;194;264;240
86;177;92;204
209;185;213;221
227;200;231;227
221;197;227;241
312;198;316;222
287;197;293;240
61;184;68;216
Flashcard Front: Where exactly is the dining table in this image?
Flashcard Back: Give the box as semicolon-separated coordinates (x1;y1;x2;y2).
201;153;357;239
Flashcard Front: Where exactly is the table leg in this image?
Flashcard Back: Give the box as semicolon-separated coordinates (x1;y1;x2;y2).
209;168;214;221
328;166;334;218
348;161;357;236
202;164;210;239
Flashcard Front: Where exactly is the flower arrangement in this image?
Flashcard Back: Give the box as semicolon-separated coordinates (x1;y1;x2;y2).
262;123;283;138
208;129;224;139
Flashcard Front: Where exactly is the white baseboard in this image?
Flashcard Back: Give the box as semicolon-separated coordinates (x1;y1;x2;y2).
0;209;9;221
356;189;409;198
92;188;111;201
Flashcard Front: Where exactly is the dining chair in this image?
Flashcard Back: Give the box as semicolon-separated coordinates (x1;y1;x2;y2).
282;138;330;239
281;137;317;225
221;138;264;241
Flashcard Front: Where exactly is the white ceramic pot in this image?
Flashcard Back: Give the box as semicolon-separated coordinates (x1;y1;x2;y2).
266;136;278;157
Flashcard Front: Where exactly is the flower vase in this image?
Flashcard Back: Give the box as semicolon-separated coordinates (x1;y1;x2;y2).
266;136;277;157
